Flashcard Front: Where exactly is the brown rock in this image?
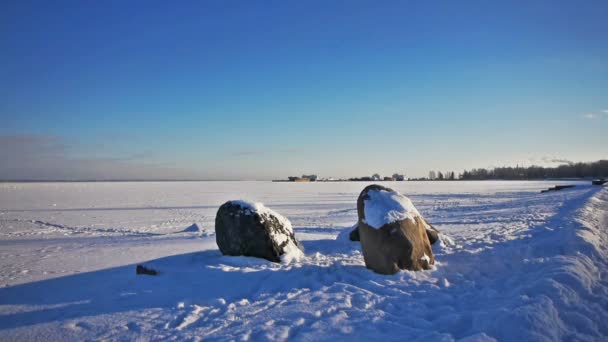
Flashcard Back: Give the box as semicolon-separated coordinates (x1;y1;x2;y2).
349;219;439;245
423;219;440;245
357;184;435;274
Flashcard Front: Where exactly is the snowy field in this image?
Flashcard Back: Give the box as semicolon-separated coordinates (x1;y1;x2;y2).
0;181;606;341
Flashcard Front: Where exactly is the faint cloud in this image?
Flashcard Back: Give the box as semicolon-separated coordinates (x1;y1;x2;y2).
104;152;155;162
231;148;300;157
582;109;608;120
0;134;67;156
583;113;598;119
232;150;263;156
541;157;574;165
0;134;200;180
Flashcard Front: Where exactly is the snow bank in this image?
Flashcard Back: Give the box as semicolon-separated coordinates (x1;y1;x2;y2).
363;189;421;228
1;181;606;341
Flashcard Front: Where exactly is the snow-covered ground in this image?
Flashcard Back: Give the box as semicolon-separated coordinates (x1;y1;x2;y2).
0;181;606;341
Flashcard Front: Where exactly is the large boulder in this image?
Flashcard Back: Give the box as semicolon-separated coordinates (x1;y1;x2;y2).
357;184;435;274
348;219;439;244
215;200;304;263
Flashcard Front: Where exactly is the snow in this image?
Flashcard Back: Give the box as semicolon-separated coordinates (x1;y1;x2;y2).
229;200;264;215
363;188;421;228
0;180;606;341
421;253;431;263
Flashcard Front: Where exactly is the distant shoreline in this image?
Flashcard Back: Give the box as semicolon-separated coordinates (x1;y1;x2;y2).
0;178;597;184
0;180;246;183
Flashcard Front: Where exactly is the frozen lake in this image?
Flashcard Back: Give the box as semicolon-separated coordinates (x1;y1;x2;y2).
0;181;606;341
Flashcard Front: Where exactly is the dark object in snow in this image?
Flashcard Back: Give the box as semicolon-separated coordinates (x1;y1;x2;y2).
136;265;158;276
215;201;303;263
424;221;440;245
357;184;435;274
180;223;200;233
541;185;576;193
349;224;360;241
592;179;606;186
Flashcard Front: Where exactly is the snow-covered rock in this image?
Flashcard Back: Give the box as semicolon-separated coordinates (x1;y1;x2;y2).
360;186;422;228
215;200;304;263
357;184;435;274
346;187;441;245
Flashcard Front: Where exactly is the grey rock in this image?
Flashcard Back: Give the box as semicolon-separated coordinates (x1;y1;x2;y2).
215;201;303;263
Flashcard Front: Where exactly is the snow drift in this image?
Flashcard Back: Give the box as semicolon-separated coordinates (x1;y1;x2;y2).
0;181;605;341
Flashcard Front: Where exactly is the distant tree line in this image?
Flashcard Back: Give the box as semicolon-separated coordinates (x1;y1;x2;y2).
459;160;608;180
426;171;456;180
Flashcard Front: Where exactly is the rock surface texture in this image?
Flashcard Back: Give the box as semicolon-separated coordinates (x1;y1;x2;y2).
349;219;439;245
215;200;304;263
349;223;360;241
357;184;435;274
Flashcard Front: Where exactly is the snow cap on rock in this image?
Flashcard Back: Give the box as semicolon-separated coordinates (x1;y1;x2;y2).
362;188;421;229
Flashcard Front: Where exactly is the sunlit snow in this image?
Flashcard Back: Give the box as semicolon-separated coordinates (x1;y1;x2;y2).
0;180;606;341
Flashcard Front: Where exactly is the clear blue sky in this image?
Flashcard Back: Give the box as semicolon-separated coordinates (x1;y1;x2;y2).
1;1;607;180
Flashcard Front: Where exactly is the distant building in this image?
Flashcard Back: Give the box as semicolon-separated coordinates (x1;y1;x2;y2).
286;175;317;182
302;174;317;182
392;173;406;181
383;176;394;181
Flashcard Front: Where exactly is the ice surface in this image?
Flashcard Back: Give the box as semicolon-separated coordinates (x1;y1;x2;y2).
0;180;606;341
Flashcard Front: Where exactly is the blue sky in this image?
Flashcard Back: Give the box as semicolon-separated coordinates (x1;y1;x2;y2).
1;1;607;180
